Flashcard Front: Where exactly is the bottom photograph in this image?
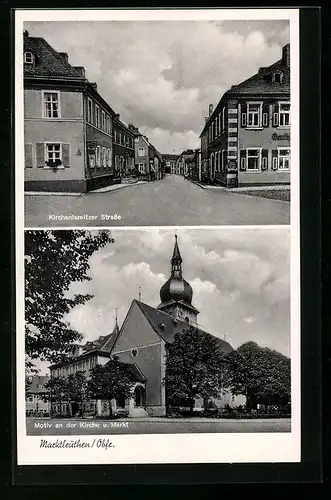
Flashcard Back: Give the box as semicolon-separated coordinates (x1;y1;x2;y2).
24;226;291;435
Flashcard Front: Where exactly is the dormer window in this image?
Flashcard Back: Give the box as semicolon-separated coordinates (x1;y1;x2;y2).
273;72;283;84
24;51;34;65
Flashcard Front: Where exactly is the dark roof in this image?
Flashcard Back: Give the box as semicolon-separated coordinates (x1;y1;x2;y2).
162;154;179;161
82;321;120;354
118;362;146;383
24;35;86;80
200;50;290;137
229;59;290;95
134;300;234;355
27;375;50;394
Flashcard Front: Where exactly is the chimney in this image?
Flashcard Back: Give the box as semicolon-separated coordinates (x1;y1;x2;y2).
205;117;209;123
90;82;98;91
282;44;290;67
59;52;68;63
115;113;120;119
209;104;214;116
73;66;85;78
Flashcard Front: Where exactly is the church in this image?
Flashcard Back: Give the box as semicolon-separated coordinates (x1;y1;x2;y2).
49;236;245;417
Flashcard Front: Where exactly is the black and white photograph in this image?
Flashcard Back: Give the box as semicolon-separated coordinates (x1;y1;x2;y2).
22;17;293;227
25;227;291;436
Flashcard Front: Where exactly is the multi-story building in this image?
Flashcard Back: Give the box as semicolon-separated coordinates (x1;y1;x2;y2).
200;44;291;188
128;125;163;181
113;114;136;179
176;150;196;177
23;30;122;192
26;375;50;416
162;154;178;174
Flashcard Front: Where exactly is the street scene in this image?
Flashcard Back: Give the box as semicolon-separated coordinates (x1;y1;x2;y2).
25;174;290;227
22;20;291;227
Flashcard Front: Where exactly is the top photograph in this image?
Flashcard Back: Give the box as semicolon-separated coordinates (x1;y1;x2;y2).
21;18;294;227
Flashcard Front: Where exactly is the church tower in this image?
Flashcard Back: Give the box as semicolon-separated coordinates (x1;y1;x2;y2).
157;235;199;324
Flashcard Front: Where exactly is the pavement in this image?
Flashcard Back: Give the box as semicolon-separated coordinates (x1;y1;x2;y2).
26;417;291;435
24;174;290;227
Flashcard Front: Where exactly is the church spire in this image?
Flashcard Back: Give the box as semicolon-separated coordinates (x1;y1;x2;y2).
171;235;182;278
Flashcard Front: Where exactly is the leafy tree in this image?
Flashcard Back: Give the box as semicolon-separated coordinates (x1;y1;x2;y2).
43;376;68;417
164;326;226;415
87;356;135;417
25;230;113;370
224;341;291;411
66;372;89;416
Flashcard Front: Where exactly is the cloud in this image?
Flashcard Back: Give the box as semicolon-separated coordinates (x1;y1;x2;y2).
25;20;289;152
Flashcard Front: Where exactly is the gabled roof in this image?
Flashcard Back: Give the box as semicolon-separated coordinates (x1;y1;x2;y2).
134;300;234;356
162;154;179;161
24;35;86;80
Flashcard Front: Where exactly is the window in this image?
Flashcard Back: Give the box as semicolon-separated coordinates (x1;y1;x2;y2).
24;51;34;64
247;102;262;128
45;143;61;165
138;163;145;173
222;107;225;131
87;99;92;124
221;150;225;172
106;115;110;134
138;147;145;157
101;111;105;130
278;148;290;170
246;149;261;170
273;72;283;83
96;146;101;167
102;147;106;167
119;132;122;145
279;102;290;127
43;91;60;118
95;106;100;128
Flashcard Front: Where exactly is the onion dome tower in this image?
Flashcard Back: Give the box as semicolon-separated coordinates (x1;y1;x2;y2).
157;235;199;324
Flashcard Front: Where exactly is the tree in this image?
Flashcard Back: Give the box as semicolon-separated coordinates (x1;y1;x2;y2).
87;356;135;417
164;326;226;416
25;230;113;370
43;376;68;417
66;372;89;417
224;341;291;411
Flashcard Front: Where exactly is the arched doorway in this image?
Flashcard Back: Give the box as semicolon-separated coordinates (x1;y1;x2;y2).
134;385;146;407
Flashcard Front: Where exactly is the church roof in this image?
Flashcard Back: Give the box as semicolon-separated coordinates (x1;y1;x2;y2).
134;300;234;356
82;321;120;354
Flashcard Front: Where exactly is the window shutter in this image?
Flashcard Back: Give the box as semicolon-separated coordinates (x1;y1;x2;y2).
261;149;268;170
273;103;279;126
262;103;269;127
25;144;33;168
239;150;246;171
240;103;246;128
62;144;70;167
272;150;278;170
36;143;45;168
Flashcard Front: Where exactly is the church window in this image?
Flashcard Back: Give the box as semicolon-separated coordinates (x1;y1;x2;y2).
131;348;138;358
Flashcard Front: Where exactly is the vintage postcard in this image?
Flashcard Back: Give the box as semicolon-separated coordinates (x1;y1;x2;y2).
15;8;300;467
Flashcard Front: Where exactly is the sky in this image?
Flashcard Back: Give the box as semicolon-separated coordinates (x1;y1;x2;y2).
24;226;290;376
25;20;290;154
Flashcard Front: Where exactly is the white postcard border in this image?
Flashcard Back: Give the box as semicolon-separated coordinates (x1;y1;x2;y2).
15;8;300;465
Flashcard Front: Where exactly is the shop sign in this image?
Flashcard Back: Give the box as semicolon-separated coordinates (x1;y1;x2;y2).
272;132;290;141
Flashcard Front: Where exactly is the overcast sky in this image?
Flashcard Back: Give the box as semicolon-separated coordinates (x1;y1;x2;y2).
25;20;289;153
26;227;289;375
